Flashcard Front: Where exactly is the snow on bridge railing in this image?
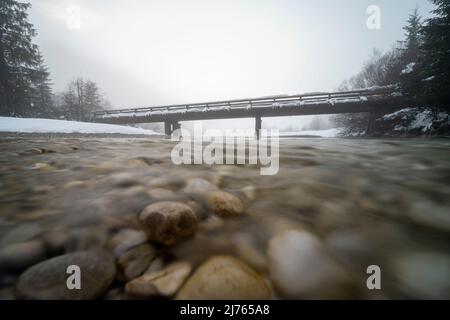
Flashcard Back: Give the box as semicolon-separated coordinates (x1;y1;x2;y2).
92;85;401;119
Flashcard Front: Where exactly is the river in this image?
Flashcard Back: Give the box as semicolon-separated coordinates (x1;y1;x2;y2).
0;133;449;299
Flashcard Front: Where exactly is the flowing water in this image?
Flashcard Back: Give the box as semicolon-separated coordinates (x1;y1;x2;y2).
0;133;449;299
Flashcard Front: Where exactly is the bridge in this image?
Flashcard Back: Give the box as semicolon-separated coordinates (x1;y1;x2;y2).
92;86;410;137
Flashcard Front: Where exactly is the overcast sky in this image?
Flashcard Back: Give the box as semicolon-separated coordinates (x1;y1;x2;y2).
29;0;435;130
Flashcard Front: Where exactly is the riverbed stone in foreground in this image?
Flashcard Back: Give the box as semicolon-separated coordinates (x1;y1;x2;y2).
110;229;148;257
207;191;244;218
176;255;271;300
268;229;352;299
126;261;191;297
0;240;47;272
16;250;116;300
139;201;198;246
118;244;157;281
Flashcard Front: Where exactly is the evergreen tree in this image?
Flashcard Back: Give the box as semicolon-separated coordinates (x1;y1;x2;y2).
399;7;423;98
0;0;53;117
400;7;423;65
418;0;450;111
29;51;54;117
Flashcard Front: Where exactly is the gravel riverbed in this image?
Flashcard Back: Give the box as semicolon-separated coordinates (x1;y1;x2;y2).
0;133;449;299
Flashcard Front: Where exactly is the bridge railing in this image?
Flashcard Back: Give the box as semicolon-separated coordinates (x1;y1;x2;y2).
92;86;400;118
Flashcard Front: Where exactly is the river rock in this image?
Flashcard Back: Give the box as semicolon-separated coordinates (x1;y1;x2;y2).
268;229;352;299
393;251;450;299
0;240;47;272
148;188;175;199
176;255;271;300
110;229;147;257
0;224;43;247
126;261;191;297
148;176;185;190
42;228;70;255
106;172;141;188
0;287;15;300
207;191;244;218
241;185;256;200
139;201;198;246
118;244;157;281
200;215;224;231
144;256;166;274
16;250;116;299
184;178;216;193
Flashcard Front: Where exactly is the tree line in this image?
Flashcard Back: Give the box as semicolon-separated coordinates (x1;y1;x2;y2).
1;0;449;124
0;0;109;120
335;0;450;133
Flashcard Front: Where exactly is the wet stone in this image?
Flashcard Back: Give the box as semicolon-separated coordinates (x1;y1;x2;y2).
110;229;148;257
144;255;167;275
393;251;450;299
241;185;256;201
0;239;48;272
268;229;353;299
183;178;217;193
0;224;43;247
139;201;198;246
106;172;141;188
0;287;15;300
147;176;185;190
41;228;70;256
65;227;109;252
16;250;116;300
118;244;157;281
176;255;271;300
148;188;176;199
126;261;191;297
207;191;244;218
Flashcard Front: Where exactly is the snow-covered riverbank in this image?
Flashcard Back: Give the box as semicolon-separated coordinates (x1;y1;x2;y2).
0;117;160;135
373;108;450;137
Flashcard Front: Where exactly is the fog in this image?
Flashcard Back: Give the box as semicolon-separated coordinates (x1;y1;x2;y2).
29;0;434;130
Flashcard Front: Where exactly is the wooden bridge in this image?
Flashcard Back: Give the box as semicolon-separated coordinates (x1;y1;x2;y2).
92;86;411;137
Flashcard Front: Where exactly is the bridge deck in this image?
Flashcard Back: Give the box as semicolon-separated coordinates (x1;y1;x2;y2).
92;86;409;125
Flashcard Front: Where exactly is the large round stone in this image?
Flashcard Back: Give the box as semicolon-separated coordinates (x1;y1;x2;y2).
139;201;198;246
176;255;271;299
207;191;244;217
268;229;352;299
16;251;116;300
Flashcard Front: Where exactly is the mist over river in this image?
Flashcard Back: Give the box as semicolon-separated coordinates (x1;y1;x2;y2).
0;133;449;299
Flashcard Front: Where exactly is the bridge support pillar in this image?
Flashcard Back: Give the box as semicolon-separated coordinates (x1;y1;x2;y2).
172;121;180;132
164;121;172;137
367;111;385;135
164;121;181;138
255;116;262;139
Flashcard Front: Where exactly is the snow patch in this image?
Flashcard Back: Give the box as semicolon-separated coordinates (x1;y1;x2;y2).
401;62;416;75
0;117;161;135
410;110;433;132
280;128;343;138
382;108;449;134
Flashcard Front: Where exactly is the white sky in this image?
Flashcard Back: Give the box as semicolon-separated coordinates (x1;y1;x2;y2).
29;0;435;130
